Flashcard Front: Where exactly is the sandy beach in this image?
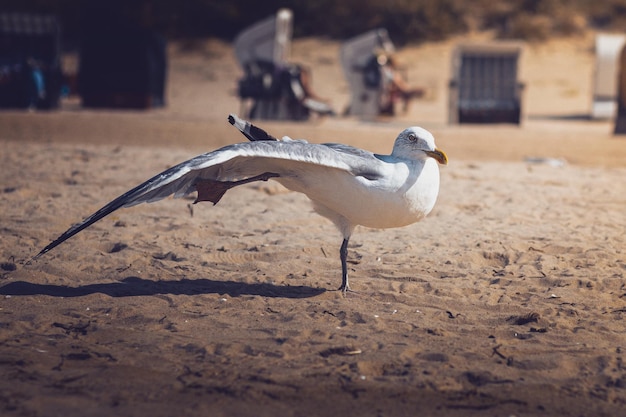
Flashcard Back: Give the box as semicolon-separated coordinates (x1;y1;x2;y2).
1;33;626;416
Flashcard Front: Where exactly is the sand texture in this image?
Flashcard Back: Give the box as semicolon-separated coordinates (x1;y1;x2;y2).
1;34;626;416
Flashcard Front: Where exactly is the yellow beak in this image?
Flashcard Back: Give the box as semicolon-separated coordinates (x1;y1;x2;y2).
425;148;448;165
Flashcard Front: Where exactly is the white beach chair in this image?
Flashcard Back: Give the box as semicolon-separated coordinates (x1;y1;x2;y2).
340;28;395;119
448;42;524;124
234;9;319;120
233;9;292;120
233;9;292;70
592;33;626;120
233;9;333;120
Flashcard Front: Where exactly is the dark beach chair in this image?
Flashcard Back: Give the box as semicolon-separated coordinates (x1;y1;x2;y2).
449;42;524;124
613;41;626;134
0;13;63;109
78;2;167;110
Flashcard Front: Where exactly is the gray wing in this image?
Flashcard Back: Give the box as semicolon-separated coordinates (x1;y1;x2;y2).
322;143;385;180
33;140;386;260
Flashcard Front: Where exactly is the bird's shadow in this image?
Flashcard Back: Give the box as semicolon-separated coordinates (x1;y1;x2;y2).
0;276;326;299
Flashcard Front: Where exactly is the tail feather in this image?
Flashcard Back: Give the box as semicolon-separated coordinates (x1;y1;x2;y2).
228;114;277;142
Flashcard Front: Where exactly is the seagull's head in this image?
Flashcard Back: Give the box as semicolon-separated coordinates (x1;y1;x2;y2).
392;127;448;165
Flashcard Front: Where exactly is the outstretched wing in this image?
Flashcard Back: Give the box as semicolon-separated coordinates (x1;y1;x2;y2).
32;139;385;260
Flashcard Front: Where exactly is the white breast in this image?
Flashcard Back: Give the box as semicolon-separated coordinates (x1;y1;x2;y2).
280;158;440;231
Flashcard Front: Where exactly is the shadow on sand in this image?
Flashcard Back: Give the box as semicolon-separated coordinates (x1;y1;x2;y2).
0;276;326;299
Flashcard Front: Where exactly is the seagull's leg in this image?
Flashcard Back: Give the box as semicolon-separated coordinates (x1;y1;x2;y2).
194;172;280;205
339;237;350;294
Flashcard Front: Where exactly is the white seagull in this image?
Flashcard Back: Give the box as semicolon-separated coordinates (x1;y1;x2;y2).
33;114;448;293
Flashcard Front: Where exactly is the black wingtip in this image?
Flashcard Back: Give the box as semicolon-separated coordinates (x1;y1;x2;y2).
28;236;68;264
227;114;278;142
24;246;49;267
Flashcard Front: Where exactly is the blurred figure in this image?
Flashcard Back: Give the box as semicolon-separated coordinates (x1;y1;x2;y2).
294;64;335;116
238;60;334;120
614;43;626;134
26;58;46;107
298;64;327;103
376;52;424;115
0;13;63;110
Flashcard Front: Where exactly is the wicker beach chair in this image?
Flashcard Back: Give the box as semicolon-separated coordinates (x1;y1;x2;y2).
449;42;524;124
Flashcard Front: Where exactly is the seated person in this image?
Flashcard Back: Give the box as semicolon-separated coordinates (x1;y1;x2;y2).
239;60;334;118
376;52;425;115
295;64;335;116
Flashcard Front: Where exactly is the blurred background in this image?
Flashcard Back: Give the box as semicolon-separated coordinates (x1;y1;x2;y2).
6;0;626;45
3;0;626;130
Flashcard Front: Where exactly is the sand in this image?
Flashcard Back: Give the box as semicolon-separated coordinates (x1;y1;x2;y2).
1;33;625;416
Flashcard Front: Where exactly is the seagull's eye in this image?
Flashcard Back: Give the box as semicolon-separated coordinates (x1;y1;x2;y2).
408;133;417;142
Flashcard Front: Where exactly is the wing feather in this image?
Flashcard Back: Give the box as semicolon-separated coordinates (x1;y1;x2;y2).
33;140;386;259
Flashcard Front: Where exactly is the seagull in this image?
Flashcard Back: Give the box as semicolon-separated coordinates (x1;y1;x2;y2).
32;114;448;294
